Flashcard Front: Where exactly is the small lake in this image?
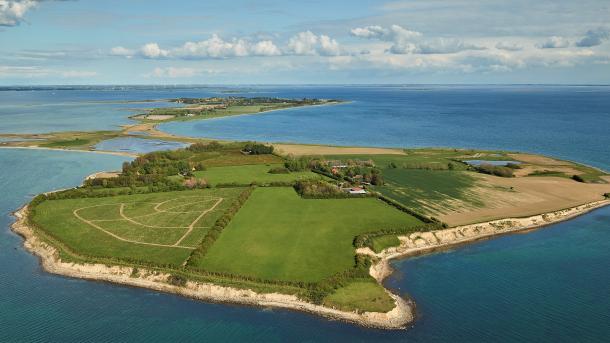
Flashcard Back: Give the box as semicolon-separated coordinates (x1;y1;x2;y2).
94;137;189;154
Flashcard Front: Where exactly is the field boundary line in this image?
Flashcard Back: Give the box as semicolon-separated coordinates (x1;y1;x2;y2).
173;197;224;246
72;207;193;249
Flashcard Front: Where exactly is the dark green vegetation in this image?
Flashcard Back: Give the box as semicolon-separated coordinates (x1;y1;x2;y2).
474;164;515;177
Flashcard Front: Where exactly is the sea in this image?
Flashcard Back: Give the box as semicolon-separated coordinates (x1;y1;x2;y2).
0;85;609;342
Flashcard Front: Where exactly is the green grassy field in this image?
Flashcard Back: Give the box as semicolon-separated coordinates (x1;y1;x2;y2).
31;188;243;265
370;234;401;253
192;187;424;282
193;164;324;185
323;280;395;313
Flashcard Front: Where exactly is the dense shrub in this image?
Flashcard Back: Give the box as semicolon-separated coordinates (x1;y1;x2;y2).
572;174;585;183
506;163;522;169
243;142;274;155
284;156;315;172
294;180;346;198
604;193;610;199
188;141;223;152
475;164;514;177
167;274;187;287
268;167;290;174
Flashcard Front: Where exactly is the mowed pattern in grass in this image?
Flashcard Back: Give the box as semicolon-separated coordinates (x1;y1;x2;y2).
194;187;424;282
193;164;323;185
32;188;243;265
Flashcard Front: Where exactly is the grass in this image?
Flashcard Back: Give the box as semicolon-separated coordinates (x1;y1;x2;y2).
378;169;482;215
193;164;324;185
193;187;424;282
370;235;401;253
323;280;395;313
188;150;284;167
31;188;243;265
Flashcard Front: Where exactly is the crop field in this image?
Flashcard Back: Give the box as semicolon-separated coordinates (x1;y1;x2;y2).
31;188;243;265
379;169;483;214
193;164;324;185
193;187;425;282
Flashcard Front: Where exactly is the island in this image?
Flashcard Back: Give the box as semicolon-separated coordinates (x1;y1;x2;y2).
7;97;610;329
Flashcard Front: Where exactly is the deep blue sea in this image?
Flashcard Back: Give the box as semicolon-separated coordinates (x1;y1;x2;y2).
1;85;609;342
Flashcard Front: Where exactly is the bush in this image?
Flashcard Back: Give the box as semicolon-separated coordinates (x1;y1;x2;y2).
284;156;314;172
475;164;514;177
506;163;522;169
167;274;187;287
572;174;585;183
268;167;290;174
294;180;347;198
188;141;223;152
604;193;610;199
243;142;274;155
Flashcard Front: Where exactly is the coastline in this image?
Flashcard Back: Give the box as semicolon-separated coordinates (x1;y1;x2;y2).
0;146;139;158
11;197;609;329
358;199;610;283
10;205;413;330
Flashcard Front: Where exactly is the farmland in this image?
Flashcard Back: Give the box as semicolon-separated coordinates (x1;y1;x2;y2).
192;187;425;282
193;164;324;185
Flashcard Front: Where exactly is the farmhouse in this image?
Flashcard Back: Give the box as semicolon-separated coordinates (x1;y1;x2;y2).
349;187;367;195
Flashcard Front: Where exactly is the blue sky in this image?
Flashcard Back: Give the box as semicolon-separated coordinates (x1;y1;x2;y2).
1;0;609;84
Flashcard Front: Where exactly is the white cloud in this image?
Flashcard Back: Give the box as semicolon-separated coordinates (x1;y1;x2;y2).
415;38;485;54
287;31;319;55
318;35;342;56
110;46;134;57
576;28;610;47
350;25;421;42
0;0;36;26
140;43;169;58
351;24;484;55
537;36;570;49
495;41;523;51
287;31;345;56
251;40;282;56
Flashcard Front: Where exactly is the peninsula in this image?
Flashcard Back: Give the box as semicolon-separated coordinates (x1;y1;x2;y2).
8;97;610;329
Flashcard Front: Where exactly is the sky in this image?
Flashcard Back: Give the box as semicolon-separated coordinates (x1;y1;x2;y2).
1;0;609;85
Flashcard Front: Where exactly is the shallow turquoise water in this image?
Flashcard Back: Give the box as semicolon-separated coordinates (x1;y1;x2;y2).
1;86;610;342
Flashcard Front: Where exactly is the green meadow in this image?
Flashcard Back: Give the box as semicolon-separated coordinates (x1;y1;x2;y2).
192;187;424;282
193;164;324;185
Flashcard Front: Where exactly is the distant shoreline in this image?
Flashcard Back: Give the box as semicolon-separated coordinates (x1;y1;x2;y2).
0;146;138;158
